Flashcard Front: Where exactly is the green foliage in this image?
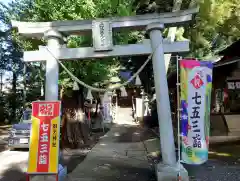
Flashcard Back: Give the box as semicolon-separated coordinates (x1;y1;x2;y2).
134;0;240;59
5;0;139;91
1;0;240;124
186;0;240;59
0;2;26;122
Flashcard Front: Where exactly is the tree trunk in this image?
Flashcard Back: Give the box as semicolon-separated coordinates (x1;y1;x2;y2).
61;86;90;149
11;72;17;123
94;97;100;117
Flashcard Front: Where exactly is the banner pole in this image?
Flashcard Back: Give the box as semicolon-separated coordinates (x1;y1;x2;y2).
26;173;29;181
176;55;182;180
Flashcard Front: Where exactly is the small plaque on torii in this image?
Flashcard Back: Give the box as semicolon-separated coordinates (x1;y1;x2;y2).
92;20;113;51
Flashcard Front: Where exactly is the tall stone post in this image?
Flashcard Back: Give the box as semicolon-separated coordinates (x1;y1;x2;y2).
37;30;68;181
44;29;64;101
146;23;189;181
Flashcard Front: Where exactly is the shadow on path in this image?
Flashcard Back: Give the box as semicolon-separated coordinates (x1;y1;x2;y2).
0;144;7;152
185;141;240;181
0;165;26;181
86;158;156;181
63;152;86;174
116;126;156;143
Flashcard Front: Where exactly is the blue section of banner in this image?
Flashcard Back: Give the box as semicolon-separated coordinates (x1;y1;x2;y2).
181;100;188;137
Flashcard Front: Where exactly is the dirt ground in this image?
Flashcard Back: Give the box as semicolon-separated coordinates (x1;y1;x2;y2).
0;125;10;152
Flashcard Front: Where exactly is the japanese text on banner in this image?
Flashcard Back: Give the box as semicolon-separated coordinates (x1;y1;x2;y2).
37;120;51;172
190;92;202;148
39;103;54;117
52;123;58;148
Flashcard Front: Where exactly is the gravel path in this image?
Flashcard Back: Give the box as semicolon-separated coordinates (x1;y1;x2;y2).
186;142;240;181
150;127;240;181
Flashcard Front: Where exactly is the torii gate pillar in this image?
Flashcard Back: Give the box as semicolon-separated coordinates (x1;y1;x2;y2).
147;23;189;181
44;30;64;101
147;23;176;164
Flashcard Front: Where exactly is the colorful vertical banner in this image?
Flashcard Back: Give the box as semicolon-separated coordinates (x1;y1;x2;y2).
180;60;213;165
27;101;61;174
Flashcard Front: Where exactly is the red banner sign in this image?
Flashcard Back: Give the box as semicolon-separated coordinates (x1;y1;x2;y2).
28;101;61;174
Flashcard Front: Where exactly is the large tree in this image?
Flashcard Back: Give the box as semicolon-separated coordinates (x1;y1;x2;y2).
3;0;138;147
0;3;25;123
134;0;240;59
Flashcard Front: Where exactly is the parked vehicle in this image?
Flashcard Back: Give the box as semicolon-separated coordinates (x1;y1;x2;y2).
8;109;31;150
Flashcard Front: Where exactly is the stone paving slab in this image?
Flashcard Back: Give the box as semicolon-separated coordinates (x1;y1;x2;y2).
66;122;240;181
67;124;156;181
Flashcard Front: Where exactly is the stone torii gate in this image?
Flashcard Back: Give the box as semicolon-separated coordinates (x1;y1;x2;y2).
12;8;198;181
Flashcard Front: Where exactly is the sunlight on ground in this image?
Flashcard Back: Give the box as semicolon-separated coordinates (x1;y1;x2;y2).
0;150;29;175
145;138;158;142
0;125;11;129
209;151;232;157
100;135;108;139
113;120;138;125
133;132;140;135
114;132;120;137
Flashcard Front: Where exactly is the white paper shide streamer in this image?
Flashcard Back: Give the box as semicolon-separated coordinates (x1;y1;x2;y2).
135;75;142;86
86;89;93;101
120;86;128;97
73;81;80;91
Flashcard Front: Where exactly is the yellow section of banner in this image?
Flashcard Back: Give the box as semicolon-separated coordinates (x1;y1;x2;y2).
27;116;39;173
49;116;60;173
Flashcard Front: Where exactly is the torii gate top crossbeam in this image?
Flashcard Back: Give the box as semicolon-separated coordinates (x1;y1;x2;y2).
11;7;198;38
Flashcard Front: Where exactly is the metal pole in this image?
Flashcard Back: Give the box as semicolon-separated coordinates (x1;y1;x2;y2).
40;63;45;98
141;88;144;119
146;23;176;165
116;93;118;121
0;72;2;94
44;30;63;101
23;63;27;110
176;55;181;178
